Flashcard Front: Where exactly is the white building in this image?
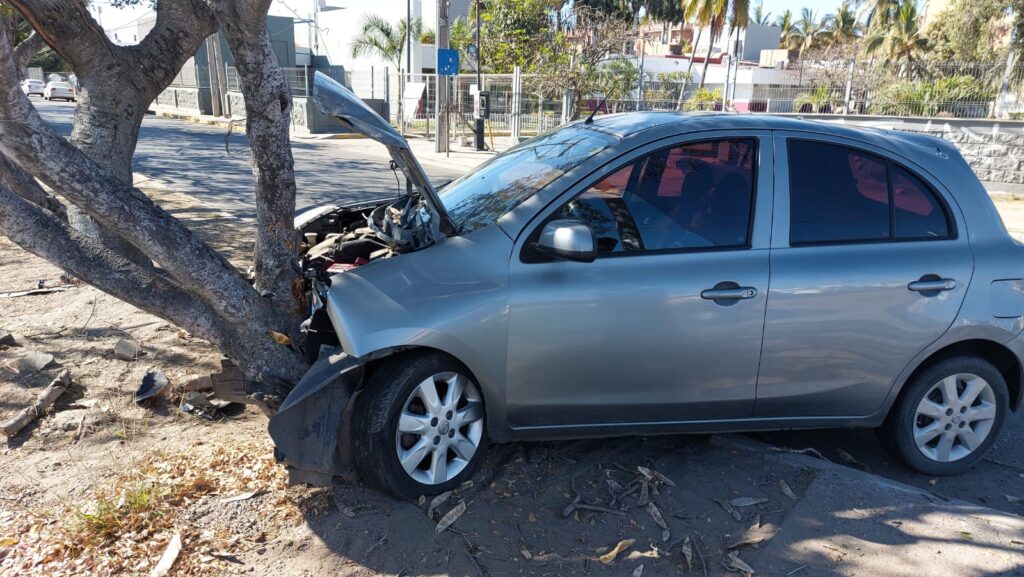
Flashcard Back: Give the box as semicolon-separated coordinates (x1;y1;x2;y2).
284;0;470;74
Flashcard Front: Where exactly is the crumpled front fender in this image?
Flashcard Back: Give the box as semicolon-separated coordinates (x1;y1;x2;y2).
268;350;364;483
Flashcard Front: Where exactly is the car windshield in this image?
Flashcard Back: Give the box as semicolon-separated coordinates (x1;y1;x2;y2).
438;124;618;233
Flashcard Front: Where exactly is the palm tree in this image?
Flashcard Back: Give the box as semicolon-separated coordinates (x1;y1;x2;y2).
828;3;861;46
864;0;929;69
775;9;796;49
787;8;832;56
350;15;423;72
676;0;707;109
750;1;771;26
858;0;901;30
695;0;749;90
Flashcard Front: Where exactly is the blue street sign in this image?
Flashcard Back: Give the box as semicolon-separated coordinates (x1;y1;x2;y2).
438;48;459;76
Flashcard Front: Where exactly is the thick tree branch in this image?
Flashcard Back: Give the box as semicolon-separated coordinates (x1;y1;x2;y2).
211;1;302;320
4;0;113;74
12;28;44;75
133;0;218;95
0;152;65;220
0;177;304;397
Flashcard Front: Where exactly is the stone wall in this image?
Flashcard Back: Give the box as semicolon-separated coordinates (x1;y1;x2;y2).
912;130;1024;185
153;87;207;115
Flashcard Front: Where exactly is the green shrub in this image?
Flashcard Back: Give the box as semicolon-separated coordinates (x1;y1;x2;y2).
869;75;993;117
686;87;722;111
794;86;837;113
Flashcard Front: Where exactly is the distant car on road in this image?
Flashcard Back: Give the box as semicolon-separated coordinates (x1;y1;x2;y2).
20;79;44;97
271;72;1024;499
43;81;75;102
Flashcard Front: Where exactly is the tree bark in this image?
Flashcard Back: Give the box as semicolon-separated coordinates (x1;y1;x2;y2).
698;18;719;90
678;27;702;110
12;29;44;79
211;2;303;321
0;151;65;220
0;370;70;437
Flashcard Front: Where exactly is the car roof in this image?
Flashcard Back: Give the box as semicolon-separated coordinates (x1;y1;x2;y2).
583;111;954;167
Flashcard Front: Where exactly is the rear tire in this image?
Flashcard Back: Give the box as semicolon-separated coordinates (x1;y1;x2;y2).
352;351;488;499
884;355;1007;475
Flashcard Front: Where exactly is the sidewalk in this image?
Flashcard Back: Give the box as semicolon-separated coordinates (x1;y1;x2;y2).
719;436;1024;576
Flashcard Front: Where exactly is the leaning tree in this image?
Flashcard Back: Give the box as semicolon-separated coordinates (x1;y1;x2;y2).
0;0;311;403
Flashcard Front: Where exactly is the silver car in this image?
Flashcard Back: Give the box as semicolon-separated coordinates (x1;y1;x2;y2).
270;73;1023;498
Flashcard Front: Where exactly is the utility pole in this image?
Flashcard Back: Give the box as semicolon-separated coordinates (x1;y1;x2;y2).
474;0;485;151
207;36;224;117
436;0;449;153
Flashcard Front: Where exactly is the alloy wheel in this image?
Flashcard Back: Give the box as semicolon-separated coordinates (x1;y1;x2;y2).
913;372;997;463
394;371;484;486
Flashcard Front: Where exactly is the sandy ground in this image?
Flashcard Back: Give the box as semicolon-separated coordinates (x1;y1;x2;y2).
3;192;1024;577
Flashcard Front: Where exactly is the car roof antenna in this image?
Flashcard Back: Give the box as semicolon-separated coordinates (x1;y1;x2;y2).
585;93;610;125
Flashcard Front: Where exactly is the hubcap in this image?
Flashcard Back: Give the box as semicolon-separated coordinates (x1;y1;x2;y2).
395;372;484;486
913;373;997;463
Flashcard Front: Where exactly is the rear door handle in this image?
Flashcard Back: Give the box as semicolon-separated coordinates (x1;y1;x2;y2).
908;278;956;292
701;287;758;300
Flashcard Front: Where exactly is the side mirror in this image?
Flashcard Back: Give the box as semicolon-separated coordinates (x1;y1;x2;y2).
534;219;597;263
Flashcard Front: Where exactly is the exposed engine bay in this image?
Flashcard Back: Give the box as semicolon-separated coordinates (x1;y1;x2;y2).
296;191;440;362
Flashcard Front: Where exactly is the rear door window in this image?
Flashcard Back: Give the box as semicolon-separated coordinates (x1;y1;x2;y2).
788;140;952;245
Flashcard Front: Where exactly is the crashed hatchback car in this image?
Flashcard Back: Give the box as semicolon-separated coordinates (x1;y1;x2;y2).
271;72;1023;499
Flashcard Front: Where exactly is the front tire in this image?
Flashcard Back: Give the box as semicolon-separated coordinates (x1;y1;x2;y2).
885;355;1007;475
352;352;488;499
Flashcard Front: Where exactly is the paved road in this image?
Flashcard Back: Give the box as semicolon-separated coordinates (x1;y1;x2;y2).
32;99;464;218
33;99;1024;515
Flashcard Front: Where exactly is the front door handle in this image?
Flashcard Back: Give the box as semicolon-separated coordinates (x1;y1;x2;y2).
908;278;956;292
701;287;758;300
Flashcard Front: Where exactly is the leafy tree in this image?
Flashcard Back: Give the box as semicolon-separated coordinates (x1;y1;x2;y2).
26;46;69;73
828;3;862;47
794;85;837;112
927;0;1011;63
598;58;640;111
775;9;796;48
350;15;423;72
692;0;750;89
788;8;832;56
865;0;930;68
750;1;771;26
476;0;559;73
686;86;722;110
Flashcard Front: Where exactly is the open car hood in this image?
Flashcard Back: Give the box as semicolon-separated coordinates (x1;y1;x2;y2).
310;72;454;235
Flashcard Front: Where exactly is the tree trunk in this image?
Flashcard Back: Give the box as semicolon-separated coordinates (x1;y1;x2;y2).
213;3;303;324
68;84;153;267
699;19;718;90
678;27;702;110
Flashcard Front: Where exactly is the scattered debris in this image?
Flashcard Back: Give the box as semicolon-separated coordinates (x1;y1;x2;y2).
769;446;830;461
786;565;807;576
726;522;768;550
722;550;755;576
113;338;141;361
779;480;797;500
16;350;55;373
149;533;182;577
598;539;635;564
1006;495;1023;504
680;536;693;571
135;370;169;405
713;498;743;522
267;330;292;346
1;369;71;437
648;503;670;542
428;490;453;518
179;391;219;420
435;500;467;535
183;374;214;392
0;285;75;298
729;497;769;508
0;331;15;347
637;466;676;487
221;490;264;504
836;448;870;472
339;504;369;518
631;563;645;576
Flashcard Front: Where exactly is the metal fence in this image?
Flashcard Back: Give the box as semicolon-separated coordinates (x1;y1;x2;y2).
343;59;1024;143
222;66;346;98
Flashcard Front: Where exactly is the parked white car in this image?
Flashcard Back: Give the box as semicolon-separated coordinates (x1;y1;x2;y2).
43;81;76;102
20;79;44;97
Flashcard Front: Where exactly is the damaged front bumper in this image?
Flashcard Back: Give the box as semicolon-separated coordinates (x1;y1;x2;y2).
267;349;364;485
